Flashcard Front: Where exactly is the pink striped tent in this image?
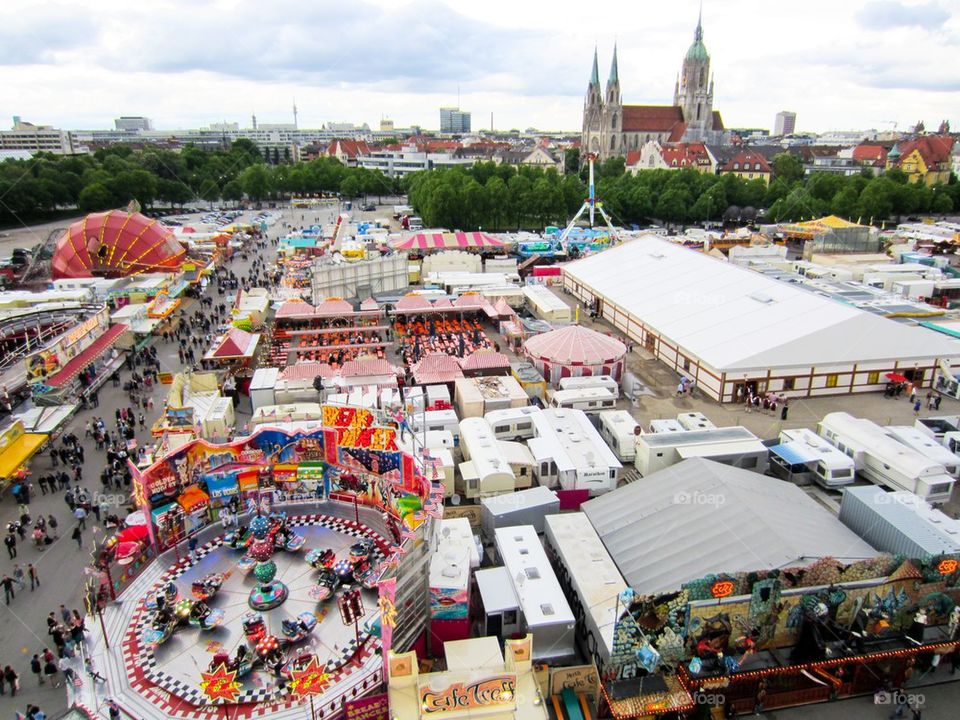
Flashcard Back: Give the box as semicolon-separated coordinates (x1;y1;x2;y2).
391;232;505;251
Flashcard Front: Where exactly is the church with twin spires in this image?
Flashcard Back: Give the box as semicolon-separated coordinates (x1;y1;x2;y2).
582;12;726;161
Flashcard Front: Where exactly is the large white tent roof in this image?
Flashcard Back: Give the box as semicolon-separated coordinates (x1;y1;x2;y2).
563;236;960;371
581;458;877;594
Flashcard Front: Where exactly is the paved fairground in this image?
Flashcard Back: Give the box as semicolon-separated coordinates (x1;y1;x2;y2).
1;202;959;719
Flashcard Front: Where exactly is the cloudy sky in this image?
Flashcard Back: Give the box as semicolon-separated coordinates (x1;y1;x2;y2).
1;0;957;134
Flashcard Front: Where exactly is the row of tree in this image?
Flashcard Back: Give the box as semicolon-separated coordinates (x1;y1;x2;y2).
0;140;957;230
0;140;399;223
405;151;959;230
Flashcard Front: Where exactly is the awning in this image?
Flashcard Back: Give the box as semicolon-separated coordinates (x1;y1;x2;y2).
886;372;908;383
391;231;505;251
0;432;47;479
45;324;127;388
768;442;816;466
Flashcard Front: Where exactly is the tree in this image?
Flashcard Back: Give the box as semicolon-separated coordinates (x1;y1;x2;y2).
78;182;116;212
564;148;581;175
857;178;896;222
771;153;805;184
340;174;361;199
484;176;509;230
222;180;243;206
598;156;625;179
932;191;953;215
110;169;157;206
239;164;272;202
655;188;690;224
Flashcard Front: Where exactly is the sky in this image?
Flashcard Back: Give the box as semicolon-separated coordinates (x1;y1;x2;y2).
1;0;958;135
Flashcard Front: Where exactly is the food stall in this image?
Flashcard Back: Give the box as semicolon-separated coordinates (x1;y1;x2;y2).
176;484;210;533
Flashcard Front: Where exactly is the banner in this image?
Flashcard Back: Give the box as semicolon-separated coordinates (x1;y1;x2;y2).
344;693;389;720
418;675;516;715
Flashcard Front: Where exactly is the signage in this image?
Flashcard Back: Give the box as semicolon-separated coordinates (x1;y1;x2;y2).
0;421;25;453
344;693;390;720
419;676;516;715
937;558;958;575
323;405;375;429
288;656;329;697
549;665;600;698
440;505;482;529
710;579;735;599
199;663;241;703
159;372;174;384
336;426;398;452
64;315;103;348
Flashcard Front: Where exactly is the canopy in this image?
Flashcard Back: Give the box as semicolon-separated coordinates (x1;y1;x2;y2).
208;328;259;359
45;324;127;388
52;210;187;279
391;231;505;251
768;442;817;466
886;372;908;383
177;485;210;511
0;430;47;479
524;324;626;365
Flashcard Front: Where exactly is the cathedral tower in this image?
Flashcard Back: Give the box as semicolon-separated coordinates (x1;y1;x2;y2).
675;7;714;140
582;48;604;157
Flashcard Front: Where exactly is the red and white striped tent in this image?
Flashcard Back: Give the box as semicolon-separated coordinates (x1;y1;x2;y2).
523;324;627;385
391;231;505;251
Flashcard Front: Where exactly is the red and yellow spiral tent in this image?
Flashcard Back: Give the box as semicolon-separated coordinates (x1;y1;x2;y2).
52;210;187;279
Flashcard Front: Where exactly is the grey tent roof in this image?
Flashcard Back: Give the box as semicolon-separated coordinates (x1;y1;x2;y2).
581;458;876;594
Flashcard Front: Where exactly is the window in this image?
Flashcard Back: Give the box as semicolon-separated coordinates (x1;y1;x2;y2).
468;478;478;490
503;610;518;625
867;371;880;385
517;421;531;432
755;163;761;170
541;603;555;616
540;462;549;476
783;377;796;391
519;548;529;555
826;374;839;388
733;162;739;170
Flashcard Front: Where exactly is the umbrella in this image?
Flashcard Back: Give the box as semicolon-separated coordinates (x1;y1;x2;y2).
116;525;149;543
114;541;142;565
885;372;908;383
125;510;148;526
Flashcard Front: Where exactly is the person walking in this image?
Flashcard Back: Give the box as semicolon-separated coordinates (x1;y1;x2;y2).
889;688;908;719
30;655;43;685
5;532;16;558
59;605;71;624
73;505;86;530
188;535;198;562
71;525;83;550
2;574;15;604
4;665;18;696
28;563;38;591
47;515;58;540
42;656;58;687
58;656;75;687
13;564;24;591
913;398;922;416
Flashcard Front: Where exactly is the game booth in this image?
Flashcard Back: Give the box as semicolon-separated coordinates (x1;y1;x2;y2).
88;404;441;720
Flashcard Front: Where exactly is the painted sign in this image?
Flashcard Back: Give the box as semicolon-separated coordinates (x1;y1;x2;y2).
419;676;516;715
937;558;958;575
429;587;469;620
440;505;482;529
710;579;735;599
0;421;25;453
323;405;375;429
344;693;390;720
199;663;241;703
549;665;600;698
288;656;329;697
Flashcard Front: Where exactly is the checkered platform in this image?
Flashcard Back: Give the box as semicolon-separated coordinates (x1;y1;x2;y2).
125;514;387;709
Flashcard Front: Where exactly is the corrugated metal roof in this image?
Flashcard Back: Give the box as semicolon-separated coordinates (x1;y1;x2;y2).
582;458;876;594
840;485;960;555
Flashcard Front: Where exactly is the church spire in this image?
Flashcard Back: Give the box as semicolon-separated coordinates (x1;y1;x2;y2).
590;46;600;87
608;43;619;84
695;0;704;42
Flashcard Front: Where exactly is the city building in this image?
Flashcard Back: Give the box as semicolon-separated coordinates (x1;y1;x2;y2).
887;135;955;186
773;111;796;136
718;148;772;185
561;235;960;402
114;116;152;131
582;11;725;161
0;117;76;154
325;139;372;167
627;140;716;174
358;143;473;178
439;106;471;134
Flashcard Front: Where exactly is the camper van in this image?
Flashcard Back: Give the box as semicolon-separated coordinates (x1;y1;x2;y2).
558;375;620;399
547;387;617;415
818;412;956;504
528;408;621;495
598;410;641;462
484;406;542;441
676;412;717;431
770;428;856;488
410;410;460;442
649;419;685;433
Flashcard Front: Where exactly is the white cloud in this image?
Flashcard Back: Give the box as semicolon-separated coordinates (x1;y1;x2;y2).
0;0;956;134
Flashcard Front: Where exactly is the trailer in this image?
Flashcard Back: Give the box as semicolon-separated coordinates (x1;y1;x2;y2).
522;284;573;323
410;409;460;441
528;408;621;495
676;412;716;431
598;410;641;462
249;367;279;411
769;428;856;488
634;426;768;477
454;375;529;418
558;375;620;399
818;412;956;504
485;406;542;441
457;417;516;500
649;418;685;433
547;387;617;415
543;513;627;673
480;485;560;541
886;426;960;477
494;525;576;663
